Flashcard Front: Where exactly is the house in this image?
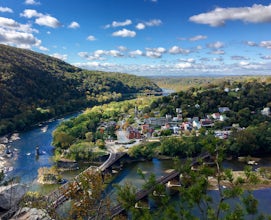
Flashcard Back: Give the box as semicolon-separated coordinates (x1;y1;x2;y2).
166;114;172;121
219;115;227;121
192;120;201;130
141;124;150;133
218;107;230;113
181;122;192;131
195;104;200;109
261;107;270;116
127;126;141;139
176;108;182;113
172;126;180;134
212;113;221;120
200;119;214;127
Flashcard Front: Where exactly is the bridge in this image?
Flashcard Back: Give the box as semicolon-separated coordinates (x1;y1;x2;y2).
46;151;126;208
110;152;211;219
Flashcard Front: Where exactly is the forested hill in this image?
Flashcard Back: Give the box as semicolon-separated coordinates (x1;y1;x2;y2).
0;44;161;135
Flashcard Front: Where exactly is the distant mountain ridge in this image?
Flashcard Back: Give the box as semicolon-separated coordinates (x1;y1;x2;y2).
0;44;161;135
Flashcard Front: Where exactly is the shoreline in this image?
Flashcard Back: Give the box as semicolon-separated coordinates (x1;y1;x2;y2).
208;170;271;191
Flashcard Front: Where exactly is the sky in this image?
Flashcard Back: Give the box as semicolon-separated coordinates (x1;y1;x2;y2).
1;0;271;76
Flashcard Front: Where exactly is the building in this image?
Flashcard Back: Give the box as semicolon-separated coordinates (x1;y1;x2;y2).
144;117;167;126
218;107;230;113
261;107;270;116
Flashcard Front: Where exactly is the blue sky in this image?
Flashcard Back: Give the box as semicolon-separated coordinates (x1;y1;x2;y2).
1;0;271;76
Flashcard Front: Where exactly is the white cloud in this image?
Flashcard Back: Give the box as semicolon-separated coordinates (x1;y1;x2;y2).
51;53;67;61
169;46;190;54
73;59;271;76
38;45;48;51
35;15;61;28
87;35;96;41
112;28;136;37
78;49;123;60
129;49;144;57
189;4;271;27
259;41;271;49
231;56;249;60
118;46;127;51
136;19;162;30
145;47;166;58
175;62;192;69
0;7;13;13
109;50;123;57
0;16;43;49
25;0;40;5
261;55;271;60
68;21;80;29
20;9;42;18
21;9;61;28
207;41;224;49
136;23;145;30
211;50;225;55
112;19;132;27
246;41;257;47
145;19;162;26
189;35;207;41
105;19;132;28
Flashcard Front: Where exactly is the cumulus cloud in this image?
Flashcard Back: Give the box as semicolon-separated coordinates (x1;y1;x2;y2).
21;9;61;28
189;4;271;27
78;49;123;60
0;16;43;49
169;46;190;54
51;53;67;61
259;41;271;49
113;19;132;27
145;19;162;26
175;62;192;69
211;50;225;55
73;58;271;76
68;21;80;29
35;15;61;28
189;35;207;41
136;19;162;30
0;7;13;13
25;0;40;5
145;47;166;58
245;41;257;47
261;55;271;60
136;23;145;30
20;9;41;18
112;28;136;37
87;35;96;41
129;49;144;57
38;45;48;51
105;19;132;28
231;55;249;60
118;46;127;51
207;41;224;49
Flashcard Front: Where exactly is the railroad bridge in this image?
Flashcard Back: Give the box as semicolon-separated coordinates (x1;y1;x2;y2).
110;152;211;219
46;151;126;208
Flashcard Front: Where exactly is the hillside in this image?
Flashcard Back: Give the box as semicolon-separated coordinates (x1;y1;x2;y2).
0;44;161;135
151;75;271;92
